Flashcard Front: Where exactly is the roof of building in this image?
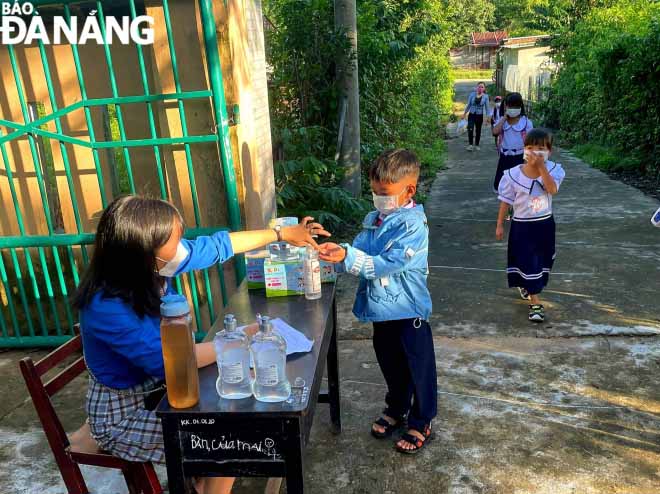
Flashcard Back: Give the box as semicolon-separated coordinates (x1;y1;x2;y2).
470;31;508;47
501;35;553;49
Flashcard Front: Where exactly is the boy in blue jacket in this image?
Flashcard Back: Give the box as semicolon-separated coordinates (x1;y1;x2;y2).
320;149;437;454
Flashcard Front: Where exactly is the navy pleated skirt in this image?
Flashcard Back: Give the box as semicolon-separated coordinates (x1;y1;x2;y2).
494;153;525;192
507;216;556;295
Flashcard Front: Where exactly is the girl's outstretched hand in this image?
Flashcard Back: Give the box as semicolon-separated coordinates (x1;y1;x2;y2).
319;242;346;263
495;224;504;241
282;217;331;249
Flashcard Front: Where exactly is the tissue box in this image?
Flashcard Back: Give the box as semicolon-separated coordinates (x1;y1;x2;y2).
320;261;337;283
264;258;305;297
245;249;269;289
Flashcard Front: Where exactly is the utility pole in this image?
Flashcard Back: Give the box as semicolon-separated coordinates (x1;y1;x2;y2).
334;0;361;197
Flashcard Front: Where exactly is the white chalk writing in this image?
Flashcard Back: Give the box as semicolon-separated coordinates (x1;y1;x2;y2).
189;434;280;460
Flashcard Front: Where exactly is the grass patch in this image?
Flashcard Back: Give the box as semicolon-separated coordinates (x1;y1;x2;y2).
571;143;640;172
451;68;494;80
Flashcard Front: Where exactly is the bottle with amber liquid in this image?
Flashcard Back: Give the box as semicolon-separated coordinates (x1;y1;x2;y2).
160;294;199;408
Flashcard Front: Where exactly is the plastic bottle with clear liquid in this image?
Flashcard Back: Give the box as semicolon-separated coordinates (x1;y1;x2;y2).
303;246;322;300
160;295;199;408
250;316;291;402
214;314;253;399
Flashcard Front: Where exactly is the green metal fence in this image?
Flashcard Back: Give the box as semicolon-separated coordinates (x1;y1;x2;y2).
0;0;244;347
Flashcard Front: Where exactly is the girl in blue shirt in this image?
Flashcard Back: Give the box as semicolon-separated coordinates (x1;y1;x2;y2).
73;195;328;494
463;82;492;152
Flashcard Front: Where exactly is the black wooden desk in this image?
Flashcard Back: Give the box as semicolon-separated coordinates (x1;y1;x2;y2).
156;281;341;493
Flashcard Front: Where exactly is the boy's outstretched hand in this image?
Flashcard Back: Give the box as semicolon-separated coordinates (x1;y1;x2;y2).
319;242;347;263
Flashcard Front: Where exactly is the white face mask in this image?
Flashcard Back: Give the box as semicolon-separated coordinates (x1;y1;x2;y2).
506;108;521;118
534;150;549;161
524;150;550;162
156;242;189;277
495;102;501;108
373;188;406;215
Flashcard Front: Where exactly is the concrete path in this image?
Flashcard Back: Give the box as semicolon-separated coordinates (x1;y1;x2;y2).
1;80;660;493
427;82;660;338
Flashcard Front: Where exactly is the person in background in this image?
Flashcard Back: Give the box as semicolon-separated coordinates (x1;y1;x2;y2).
491;92;533;192
73;195;330;494
463;82;492;152
319;149;437;455
491;95;503;149
496;129;565;323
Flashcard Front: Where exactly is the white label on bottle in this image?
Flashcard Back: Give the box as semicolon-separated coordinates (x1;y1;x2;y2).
222;362;244;384
256;364;279;386
305;260;321;293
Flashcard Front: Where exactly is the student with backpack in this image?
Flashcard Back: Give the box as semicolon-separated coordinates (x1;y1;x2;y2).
491;92;533;191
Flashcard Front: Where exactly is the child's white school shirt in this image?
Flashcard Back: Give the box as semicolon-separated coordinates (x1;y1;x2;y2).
496;116;533;155
497;161;566;221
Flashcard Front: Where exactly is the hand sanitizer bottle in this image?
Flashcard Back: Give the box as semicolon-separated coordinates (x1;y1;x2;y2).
250;316;291;402
303;246;322;300
214;314;253;399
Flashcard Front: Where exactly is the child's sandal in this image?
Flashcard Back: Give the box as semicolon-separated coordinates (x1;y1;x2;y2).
528;304;545;323
371;412;404;439
395;425;434;455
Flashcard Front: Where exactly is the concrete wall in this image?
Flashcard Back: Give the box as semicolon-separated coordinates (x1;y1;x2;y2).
500;45;556;102
451;45;497;70
221;0;276;230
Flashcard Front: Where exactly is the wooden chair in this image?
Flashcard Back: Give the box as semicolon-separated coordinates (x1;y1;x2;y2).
19;331;163;494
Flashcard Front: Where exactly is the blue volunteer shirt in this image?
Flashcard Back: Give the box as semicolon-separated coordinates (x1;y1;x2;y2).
80;231;234;389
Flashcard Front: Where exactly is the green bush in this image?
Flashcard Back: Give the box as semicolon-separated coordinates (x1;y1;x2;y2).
265;0;454;231
540;0;660;177
451;69;494;81
571;143;639;172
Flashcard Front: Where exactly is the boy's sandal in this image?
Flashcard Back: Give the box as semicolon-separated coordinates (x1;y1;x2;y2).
529;304;545;323
395;425;435;455
371;412;404;439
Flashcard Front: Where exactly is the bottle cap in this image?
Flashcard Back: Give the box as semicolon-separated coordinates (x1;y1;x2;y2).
224;314;237;331
259;315;272;332
160;294;190;317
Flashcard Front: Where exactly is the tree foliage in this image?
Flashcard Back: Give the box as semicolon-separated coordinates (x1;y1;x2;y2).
540;0;660;174
491;0;617;37
264;0;455;229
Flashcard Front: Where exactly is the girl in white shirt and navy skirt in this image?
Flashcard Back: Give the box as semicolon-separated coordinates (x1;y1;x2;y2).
495;128;566;323
492;92;534;192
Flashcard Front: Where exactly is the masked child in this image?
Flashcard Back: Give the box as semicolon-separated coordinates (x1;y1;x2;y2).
319;149;437;454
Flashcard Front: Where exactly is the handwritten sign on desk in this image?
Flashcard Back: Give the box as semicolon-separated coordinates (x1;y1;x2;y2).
180;430;282;461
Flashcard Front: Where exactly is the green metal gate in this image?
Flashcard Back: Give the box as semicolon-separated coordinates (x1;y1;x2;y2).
0;0;244;347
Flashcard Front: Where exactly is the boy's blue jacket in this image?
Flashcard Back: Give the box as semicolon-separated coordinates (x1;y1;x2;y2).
340;204;432;322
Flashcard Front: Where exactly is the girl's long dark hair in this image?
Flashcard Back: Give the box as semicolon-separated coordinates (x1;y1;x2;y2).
73;195;183;318
503;92;526;117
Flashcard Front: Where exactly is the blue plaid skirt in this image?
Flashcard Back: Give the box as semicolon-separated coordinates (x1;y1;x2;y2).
86;375;165;463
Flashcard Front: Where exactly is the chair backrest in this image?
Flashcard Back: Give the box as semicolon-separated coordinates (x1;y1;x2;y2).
19;329;87;489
